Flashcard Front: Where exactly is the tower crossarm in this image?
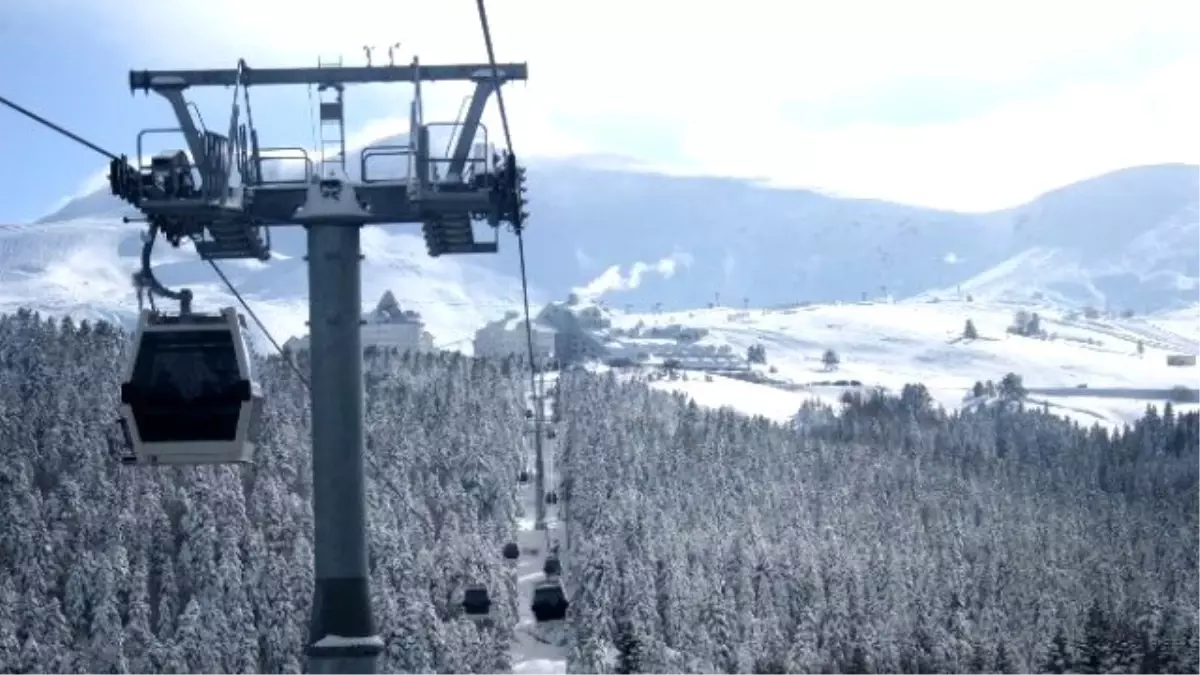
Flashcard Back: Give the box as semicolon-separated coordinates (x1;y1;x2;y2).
129;62;528;90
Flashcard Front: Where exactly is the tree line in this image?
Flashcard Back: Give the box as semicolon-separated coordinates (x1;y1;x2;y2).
0;308;1195;673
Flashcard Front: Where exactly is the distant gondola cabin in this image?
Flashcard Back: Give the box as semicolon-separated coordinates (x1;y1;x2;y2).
503;542;520;560
462;584;491;617
531;581;569;622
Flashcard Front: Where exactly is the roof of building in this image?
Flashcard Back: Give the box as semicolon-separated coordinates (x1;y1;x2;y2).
366;290;423;325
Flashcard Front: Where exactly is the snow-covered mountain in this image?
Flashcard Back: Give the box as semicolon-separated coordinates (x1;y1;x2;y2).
919;164;1199;311
224;133;1005;308
0;216;531;351
2;135;1195;346
527;158;1190;313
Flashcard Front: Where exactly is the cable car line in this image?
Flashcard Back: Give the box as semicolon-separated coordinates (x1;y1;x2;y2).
0;94;119;161
197;246;294;371
474;0;515;151
474;0;539;405
474;0;543;480
8;14;565;643
0;93;431;508
191;238;441;519
475;0;570;627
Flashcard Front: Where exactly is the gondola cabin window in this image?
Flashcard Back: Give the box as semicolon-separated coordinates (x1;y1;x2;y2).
128;329;246;443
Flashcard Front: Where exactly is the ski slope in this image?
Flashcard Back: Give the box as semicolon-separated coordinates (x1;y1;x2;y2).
512;373;567;674
0;217;533;352
614;299;1200;428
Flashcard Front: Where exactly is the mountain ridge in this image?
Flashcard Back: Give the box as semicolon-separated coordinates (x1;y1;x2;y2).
3;155;1195;345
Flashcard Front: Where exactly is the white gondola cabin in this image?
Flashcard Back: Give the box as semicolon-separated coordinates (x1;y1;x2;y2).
118;307;263;466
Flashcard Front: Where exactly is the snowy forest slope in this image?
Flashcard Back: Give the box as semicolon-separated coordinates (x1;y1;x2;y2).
556;374;1199;674
0;310;529;673
0;309;1197;674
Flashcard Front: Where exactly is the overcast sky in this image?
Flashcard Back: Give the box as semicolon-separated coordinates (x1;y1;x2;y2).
2;0;1196;221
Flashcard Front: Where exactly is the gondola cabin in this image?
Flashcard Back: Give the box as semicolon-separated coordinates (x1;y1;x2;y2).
531;580;569;622
118;307;263;466
462;584;491;619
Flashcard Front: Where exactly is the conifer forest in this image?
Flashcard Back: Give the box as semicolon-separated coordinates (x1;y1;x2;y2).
0;309;1197;674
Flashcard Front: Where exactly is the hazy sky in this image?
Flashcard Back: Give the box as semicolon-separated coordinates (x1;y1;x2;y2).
1;0;1196;222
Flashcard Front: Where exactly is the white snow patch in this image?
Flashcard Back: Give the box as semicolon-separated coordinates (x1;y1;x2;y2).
612;299;1200;428
311;634;385;649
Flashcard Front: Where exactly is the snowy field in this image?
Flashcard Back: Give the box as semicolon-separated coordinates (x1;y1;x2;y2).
611;299;1200;428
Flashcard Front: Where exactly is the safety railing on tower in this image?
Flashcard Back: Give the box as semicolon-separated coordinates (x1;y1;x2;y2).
255;147;316;185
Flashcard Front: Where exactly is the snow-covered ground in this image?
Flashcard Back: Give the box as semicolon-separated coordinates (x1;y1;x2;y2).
2;211;1194;433
616;299;1199;428
0;217;534;352
512;374;566;674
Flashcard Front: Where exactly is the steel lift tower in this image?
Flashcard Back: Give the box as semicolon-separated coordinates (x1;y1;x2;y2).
109;56;528;673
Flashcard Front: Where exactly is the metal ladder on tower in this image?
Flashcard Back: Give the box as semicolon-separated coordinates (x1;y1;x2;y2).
316;55;347;178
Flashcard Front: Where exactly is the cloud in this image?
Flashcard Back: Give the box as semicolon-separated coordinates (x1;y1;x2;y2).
674;55;1200;211
32;0;1200;210
41;167;112;218
572;252;693;301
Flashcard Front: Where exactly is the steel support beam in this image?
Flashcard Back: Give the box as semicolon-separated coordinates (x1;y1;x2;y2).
447;79;495;179
132;62;527;90
304;223;381;674
154;87;210;182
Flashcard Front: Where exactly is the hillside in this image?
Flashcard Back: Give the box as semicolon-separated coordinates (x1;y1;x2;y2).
31;142;989;311
0;217;532;350
921;166;1199;311
2;310;1197;674
6;184;1194;428
9;141;1196;326
0;313;529;673
611;298;1199;428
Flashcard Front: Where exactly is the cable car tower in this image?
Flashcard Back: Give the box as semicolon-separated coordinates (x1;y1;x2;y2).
106;55;528;674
